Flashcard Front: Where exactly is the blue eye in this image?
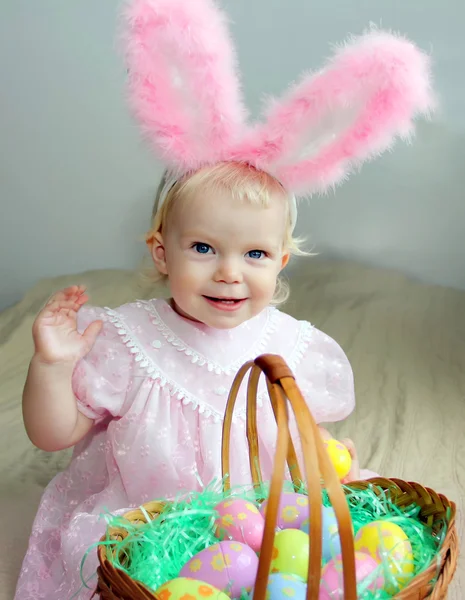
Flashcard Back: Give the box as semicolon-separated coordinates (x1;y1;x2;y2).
193;243;212;254
248;250;264;259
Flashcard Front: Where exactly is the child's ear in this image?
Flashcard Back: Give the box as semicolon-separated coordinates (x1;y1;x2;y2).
147;232;168;275
281;253;290;270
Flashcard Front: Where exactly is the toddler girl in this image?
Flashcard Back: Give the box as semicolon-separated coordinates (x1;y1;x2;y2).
15;0;433;597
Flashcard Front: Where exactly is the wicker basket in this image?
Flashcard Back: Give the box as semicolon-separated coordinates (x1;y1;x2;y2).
94;355;458;599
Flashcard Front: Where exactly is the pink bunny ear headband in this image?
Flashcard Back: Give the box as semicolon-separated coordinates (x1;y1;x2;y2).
124;0;435;230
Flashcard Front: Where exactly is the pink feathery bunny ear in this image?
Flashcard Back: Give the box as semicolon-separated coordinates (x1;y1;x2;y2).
232;29;435;196
124;0;247;172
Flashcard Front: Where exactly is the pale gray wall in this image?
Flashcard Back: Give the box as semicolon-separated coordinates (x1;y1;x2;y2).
1;0;464;310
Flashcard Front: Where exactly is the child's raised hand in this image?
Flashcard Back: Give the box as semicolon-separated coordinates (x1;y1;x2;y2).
32;286;102;366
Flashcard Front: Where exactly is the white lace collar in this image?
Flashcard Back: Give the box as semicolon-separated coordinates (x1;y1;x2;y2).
104;298;314;422
141;298;281;375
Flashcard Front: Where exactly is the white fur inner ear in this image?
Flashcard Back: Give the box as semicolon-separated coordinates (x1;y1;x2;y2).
158;40;204;141
170;65;184;89
286;102;363;165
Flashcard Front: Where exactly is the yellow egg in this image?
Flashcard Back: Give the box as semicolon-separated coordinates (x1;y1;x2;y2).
270;529;310;581
354;521;414;593
323;439;352;480
154;577;231;600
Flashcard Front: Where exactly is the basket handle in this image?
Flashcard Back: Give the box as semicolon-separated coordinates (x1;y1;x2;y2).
223;360;303;491
221;354;357;600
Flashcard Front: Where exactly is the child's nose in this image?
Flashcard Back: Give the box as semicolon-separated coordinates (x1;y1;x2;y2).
214;258;243;284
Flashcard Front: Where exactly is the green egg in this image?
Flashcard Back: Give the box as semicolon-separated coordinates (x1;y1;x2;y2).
270;529;310;581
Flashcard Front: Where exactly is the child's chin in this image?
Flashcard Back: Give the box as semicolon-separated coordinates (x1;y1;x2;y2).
201;308;253;330
206;317;244;330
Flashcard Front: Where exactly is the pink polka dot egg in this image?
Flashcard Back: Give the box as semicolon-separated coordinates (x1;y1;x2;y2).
320;551;384;598
214;498;264;552
259;492;309;530
180;541;258;599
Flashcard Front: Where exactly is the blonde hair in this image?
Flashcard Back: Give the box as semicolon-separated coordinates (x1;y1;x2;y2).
145;162;309;305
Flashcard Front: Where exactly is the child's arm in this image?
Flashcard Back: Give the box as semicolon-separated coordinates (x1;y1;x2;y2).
23;358;94;451
22;286;102;452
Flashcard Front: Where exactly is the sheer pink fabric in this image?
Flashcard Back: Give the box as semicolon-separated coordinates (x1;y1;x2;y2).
15;299;359;599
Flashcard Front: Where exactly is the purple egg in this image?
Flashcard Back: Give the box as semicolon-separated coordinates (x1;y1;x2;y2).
180;541;258;598
260;492;309;530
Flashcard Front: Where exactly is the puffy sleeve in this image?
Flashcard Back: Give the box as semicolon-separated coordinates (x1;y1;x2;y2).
294;326;355;424
72;306;131;422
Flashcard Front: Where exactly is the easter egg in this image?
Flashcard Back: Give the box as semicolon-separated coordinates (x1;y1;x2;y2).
320;551;384;598
248;573;307;599
260;492;309;530
155;577;230;600
354;521;414;593
270;529;310;581
323;439;352;480
180;541;258;598
214;498;265;552
301;505;342;562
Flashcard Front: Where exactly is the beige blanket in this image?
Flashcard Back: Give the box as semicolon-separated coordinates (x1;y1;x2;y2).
0;260;463;598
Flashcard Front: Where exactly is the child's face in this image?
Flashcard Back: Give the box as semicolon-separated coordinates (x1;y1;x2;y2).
152;188;290;329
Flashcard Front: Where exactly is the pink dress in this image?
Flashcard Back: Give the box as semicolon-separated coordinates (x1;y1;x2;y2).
15;299;369;599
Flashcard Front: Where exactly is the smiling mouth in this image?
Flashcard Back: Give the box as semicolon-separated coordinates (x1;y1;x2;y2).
202;296;247;313
203;296;245;304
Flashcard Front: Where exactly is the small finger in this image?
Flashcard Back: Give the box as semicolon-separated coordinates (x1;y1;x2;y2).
62;286;88;302
41;300;81;316
46;285;87;305
45;291;71;307
75;293;89;306
341;438;357;458
72;285;88;298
